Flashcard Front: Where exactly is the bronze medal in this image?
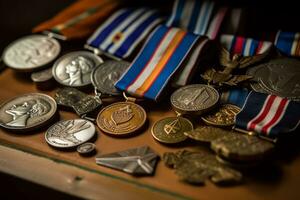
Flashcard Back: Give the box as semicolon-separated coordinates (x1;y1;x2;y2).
96;101;146;136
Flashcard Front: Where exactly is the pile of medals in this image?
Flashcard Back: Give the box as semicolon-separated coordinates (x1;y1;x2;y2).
0;0;300;186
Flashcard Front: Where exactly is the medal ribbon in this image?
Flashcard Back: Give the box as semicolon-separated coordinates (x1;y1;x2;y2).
220;34;273;56
235;91;300;137
166;0;228;39
274;30;300;57
86;8;165;59
33;0;120;40
115;25;201;100
220;88;249;108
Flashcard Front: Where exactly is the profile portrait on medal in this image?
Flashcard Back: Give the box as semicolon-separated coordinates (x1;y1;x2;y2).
63;56;94;86
8;37;57;67
5;99;49;127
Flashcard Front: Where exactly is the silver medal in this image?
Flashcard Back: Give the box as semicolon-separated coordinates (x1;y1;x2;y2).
2;35;60;71
52;51;103;87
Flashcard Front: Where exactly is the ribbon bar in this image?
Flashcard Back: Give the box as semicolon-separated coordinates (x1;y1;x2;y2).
115;25;200;101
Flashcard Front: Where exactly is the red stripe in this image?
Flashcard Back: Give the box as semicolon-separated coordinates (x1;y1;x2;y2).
248;95;276;131
125;29;171;91
261;98;288;135
141;32;187;96
233;36;245;54
256;41;263;54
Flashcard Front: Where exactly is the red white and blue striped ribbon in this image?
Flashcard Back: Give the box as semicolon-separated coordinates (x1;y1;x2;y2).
115;25;201;100
235;91;300;137
166;0;227;39
274;30;300;57
220;34;272;56
86;8;165;59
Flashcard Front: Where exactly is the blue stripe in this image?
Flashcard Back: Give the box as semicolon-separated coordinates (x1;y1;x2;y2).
89;9;132;48
144;32;198;100
114;12;161;58
249;39;258;56
241;39;247;56
104;9;147;53
227;88;249;108
197;1;212;35
170;0;185;27
276;31;296;55
115;25;168;91
187;0;202;31
229;36;236;53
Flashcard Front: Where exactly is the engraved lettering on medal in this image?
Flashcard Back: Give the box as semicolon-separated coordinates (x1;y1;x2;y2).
48;120;91;145
5;99;49;127
63;56;94;86
111;105;134;125
164;119;181;134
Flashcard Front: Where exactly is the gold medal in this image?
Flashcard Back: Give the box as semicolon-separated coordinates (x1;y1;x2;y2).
201;104;240;127
151;117;193;144
96;98;146;136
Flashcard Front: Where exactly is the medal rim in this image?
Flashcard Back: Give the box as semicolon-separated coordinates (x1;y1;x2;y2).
170;84;220;115
151;117;193;144
2;34;61;72
0;93;57;131
76;142;96;154
96;101;147;136
201;104;241;127
52;50;103;87
45;119;96;148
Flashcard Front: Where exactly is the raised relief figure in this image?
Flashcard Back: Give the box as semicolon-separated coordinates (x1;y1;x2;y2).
5;99;49;127
63;56;94;85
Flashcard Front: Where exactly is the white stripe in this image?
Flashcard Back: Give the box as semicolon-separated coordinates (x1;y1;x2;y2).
127;29;179;93
206;7;227;39
220;34;233;50
173;38;208;86
180;0;195;29
274;30;281;45
87;9;128;44
99;9;145;50
243;39;252;56
266;100;290;134
123;18;164;58
107;10;157;54
291;32;300;56
254;96;282;133
166;0;179;26
246;95;272;130
258;42;272;54
195;1;214;35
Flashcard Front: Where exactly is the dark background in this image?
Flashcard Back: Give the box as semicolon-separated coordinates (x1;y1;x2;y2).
0;0;299;199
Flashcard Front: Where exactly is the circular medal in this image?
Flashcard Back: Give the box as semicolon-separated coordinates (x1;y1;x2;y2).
45;119;96;148
96;102;146;136
53;51;103;87
171;84;219;115
152;117;193;144
184;126;230;143
2;35;60;71
211;133;275;162
77;142;96;155
91;60;129;96
0;93;57;132
247;58;300;101
201;104;240;127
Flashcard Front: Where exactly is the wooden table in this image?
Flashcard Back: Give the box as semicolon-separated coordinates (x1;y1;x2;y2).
1;67;300;200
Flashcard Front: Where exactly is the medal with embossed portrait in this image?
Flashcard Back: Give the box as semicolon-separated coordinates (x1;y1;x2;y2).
2;35;60;71
0;93;57;131
53;51;103;87
171;84;219;115
45;119;95;148
96;101;146;136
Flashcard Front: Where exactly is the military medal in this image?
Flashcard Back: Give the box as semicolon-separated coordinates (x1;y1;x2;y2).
77;142;96;156
247;58;300;101
2;35;61;72
91;60;129;99
96;96;146;136
45;119;96;149
201;104;240;127
0;93;57;132
163;150;242;185
96;146;159;175
52;51;103;87
171;84;219;115
151;117;193;144
54;87;102;120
